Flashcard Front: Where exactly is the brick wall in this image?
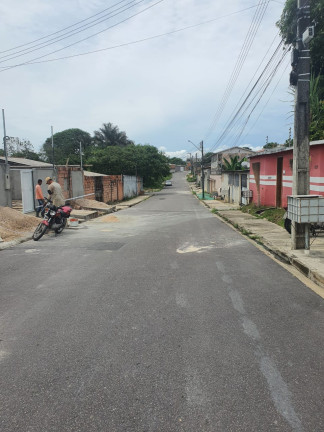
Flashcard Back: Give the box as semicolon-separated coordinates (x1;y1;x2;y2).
83;175;96;201
56;166;82;199
83;174;123;203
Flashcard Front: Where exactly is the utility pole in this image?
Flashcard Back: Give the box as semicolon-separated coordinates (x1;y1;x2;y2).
2;109;11;206
291;0;311;249
266;136;268;146
200;141;205;199
51;126;55;172
80;141;83;170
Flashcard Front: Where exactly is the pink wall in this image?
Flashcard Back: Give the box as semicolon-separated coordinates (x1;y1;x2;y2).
249;143;324;208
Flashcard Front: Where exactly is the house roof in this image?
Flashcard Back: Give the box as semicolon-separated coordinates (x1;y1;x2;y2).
249;140;324;158
83;170;108;177
0;156;52;167
212;146;256;156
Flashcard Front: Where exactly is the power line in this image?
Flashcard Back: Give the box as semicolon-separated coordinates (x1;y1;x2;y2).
0;0;165;72
207;43;289;154
0;0;145;63
0;0;133;54
235;60;290;147
203;0;271;141
0;3;273;71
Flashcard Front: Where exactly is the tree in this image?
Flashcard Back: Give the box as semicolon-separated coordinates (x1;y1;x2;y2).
40;128;92;165
284;138;293;147
203;152;213;164
93;123;134;148
86;144;170;187
263;142;279;149
277;0;324;140
168;157;185;165
222;155;247;171
0;149;4;156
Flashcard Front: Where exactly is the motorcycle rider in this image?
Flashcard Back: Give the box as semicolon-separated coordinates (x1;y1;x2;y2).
45;177;65;207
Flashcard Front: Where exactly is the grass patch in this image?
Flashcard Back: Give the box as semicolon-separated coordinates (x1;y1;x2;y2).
187;174;197;182
241;204;285;228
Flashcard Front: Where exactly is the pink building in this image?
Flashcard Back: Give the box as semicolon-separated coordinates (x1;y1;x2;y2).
249;141;324;208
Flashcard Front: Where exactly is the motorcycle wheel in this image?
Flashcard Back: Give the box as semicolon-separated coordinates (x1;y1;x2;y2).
55;218;67;234
284;217;291;234
33;223;48;241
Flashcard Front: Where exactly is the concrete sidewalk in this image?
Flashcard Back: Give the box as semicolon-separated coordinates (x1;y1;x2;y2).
191;186;324;292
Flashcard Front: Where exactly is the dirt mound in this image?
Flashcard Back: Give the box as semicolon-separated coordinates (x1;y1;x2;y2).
0;206;39;242
74;198;111;209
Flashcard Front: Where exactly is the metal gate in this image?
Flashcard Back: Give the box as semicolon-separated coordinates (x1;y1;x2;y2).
21;170;34;213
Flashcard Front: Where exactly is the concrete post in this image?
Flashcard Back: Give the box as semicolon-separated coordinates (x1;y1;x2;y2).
292;0;311;249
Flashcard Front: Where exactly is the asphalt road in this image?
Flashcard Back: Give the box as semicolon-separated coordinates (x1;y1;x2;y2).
0;172;323;432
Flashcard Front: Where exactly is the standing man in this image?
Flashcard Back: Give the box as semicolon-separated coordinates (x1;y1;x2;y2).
35;179;45;217
45;177;65;207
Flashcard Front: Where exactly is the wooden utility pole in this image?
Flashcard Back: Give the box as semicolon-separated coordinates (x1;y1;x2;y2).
291;0;311;249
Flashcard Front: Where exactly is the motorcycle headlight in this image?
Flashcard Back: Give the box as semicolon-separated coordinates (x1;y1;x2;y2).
50;210;56;216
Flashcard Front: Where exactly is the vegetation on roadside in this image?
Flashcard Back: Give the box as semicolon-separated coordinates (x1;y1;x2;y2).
276;0;324;141
241;204;286;228
186;173;197;182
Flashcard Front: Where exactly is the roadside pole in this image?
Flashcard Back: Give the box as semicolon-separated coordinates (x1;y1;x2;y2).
51;126;55;172
291;0;311;249
201;141;205;199
2;109;11;206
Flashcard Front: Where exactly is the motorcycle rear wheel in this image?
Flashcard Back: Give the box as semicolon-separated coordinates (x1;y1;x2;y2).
33;223;48;241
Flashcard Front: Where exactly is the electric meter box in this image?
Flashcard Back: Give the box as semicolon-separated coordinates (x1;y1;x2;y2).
287;195;324;223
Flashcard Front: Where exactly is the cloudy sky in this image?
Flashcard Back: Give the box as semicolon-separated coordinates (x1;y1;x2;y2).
0;0;291;159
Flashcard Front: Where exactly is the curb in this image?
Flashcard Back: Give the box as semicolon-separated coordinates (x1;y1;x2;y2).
211;205;324;291
190;184;324;291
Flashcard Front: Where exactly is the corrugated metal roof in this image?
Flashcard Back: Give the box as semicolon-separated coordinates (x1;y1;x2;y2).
83;170;108;177
0;156;52;167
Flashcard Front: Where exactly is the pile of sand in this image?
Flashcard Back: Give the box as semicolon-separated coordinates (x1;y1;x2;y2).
0;206;39;242
74;198;111;209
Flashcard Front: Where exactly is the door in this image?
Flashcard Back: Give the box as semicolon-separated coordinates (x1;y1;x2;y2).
276;157;283;208
21;170;34;213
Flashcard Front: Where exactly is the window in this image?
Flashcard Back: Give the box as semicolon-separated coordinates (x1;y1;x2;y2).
234;173;239;187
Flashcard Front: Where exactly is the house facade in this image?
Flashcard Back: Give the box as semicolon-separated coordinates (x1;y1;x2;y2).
221;170;250;205
209;147;256;195
249;141;324;208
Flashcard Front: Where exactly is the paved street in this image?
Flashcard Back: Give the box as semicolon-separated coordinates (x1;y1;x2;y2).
0;172;323;432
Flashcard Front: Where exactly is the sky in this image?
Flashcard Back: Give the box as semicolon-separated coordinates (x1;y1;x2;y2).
0;0;292;160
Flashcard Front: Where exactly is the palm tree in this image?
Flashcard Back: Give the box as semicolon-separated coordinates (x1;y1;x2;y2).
93;123;134;148
222;155;246;171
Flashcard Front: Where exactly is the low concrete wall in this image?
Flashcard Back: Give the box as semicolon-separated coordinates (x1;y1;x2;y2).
0;165;12;207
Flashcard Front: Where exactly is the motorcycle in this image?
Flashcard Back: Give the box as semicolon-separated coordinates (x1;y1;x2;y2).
32;199;72;241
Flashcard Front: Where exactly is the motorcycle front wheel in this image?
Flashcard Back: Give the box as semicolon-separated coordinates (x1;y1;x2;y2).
32;223;48;241
55;218;67;234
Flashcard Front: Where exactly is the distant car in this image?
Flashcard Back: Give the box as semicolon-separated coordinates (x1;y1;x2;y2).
165;180;172;186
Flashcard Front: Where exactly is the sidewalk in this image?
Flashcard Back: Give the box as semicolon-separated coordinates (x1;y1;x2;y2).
191;186;324;293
